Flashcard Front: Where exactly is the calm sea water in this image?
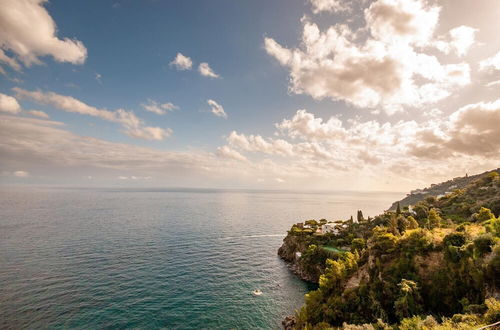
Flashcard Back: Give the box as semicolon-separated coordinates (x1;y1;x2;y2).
0;187;402;329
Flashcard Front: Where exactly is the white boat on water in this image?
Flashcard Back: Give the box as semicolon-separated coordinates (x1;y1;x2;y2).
252;289;263;296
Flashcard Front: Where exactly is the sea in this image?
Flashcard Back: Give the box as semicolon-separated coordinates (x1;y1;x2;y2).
0;187;403;329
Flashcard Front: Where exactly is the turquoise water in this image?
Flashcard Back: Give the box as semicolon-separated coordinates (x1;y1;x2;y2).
0;187;402;329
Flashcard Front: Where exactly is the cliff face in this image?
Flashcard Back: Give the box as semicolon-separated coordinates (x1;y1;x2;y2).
278;233;325;283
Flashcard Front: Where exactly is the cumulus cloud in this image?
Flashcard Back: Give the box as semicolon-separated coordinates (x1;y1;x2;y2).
309;0;350;13
170;53;192;70
0;93;21;113
141;99;179;115
198;62;220;78
410;99;500;158
207;99;227;119
265;0;474;113
0;0;87;70
221;102;500;187
276;109;345;140
434;26;477;57
228;131;294;156
13;88;172;141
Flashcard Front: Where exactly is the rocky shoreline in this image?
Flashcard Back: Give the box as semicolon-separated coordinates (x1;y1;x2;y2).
282;315;297;330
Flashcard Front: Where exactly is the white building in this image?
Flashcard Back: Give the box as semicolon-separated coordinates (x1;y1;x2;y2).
321;223;347;235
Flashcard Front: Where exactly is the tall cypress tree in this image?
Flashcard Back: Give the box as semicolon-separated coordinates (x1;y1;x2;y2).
357;210;364;222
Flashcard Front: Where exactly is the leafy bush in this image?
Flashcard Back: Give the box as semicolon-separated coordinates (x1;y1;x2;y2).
483;298;500;324
399;229;433;254
370;227;398;254
473;234;495;257
473;207;496;222
443;232;467;247
352;238;366;252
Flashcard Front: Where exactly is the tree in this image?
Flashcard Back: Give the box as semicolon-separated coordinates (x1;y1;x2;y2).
413;203;429;221
428;208;441;229
371;227;398;254
389;214;400;235
305;219;319;227
474;207;496;222
394;279;423;319
407;216;419;230
397;215;409;233
396;202;402;216
357;210;364;223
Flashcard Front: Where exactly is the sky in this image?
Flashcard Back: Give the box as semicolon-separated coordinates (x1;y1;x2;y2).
0;0;499;191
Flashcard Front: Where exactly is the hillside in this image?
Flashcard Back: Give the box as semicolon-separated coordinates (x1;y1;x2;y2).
388;168;500;212
280;170;500;329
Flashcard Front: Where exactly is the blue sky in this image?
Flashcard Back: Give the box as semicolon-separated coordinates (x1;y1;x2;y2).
4;0;333;148
0;0;499;190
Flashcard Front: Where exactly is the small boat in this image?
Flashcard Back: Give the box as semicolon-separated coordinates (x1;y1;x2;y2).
252;289;263;296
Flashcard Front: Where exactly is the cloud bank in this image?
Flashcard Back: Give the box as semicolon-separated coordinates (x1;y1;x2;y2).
265;0;475;113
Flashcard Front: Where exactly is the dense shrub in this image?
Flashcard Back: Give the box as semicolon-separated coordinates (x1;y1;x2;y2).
443;232;467;247
473;234;495;257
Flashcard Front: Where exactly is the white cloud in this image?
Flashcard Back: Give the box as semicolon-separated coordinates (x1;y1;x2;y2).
13;88;172;141
216;146;247;162
0;93;21;113
27;110;49;118
0;115;326;188
207;99;227;119
198;62;220;78
309;0;350;13
449;26;477;57
0;49;21;72
276;109;345;140
410;99;500;158
170;53;192;70
265;0;473;113
486;80;500;88
14;170;29;177
222;103;500;187
141;99;179;115
1;113;497;191
228;131;294;156
480;51;500;71
434;26;477;57
0;0;87;70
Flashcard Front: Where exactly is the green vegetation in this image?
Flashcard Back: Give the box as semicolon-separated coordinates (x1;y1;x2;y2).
280;170;500;329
